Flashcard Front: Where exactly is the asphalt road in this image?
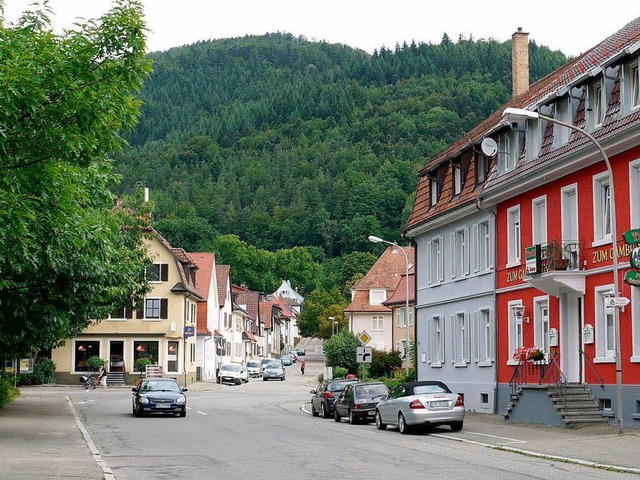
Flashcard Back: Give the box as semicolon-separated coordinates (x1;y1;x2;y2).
57;348;636;480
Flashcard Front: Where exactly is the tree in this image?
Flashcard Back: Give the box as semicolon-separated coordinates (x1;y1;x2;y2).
0;1;152;359
323;329;359;373
296;288;346;337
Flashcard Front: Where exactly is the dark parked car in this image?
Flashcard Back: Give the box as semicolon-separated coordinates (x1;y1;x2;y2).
296;346;305;356
131;378;188;417
375;380;464;434
334;382;389;424
310;378;359;418
263;361;286;381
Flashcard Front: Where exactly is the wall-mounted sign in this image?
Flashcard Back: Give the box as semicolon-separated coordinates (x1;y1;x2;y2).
623;229;640;244
183;325;195;338
625;270;640;286
583;324;594;344
525;245;541;275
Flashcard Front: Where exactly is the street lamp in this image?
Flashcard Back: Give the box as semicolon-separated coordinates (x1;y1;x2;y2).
329;316;337;336
502;107;623;433
368;235;411;375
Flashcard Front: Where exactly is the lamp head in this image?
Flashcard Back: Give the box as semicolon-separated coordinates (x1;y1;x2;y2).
368;235;383;244
502;107;539;123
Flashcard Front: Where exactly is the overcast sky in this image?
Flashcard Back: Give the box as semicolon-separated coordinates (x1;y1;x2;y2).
3;1;640;57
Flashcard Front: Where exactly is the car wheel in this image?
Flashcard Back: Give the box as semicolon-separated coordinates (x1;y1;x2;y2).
334;409;341;422
235;379;241;385
450;421;463;432
349;410;357;425
263;377;267;381
375;410;387;430
311;402;319;417
281;377;285;381
321;403;329;419
135;405;143;418
398;413;409;434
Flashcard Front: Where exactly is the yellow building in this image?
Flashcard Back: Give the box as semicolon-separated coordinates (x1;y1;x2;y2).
51;230;203;386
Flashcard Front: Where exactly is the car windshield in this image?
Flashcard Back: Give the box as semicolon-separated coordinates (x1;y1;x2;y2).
329;381;355;392
413;384;449;395
141;381;181;393
266;362;281;369
356;384;388;399
221;364;240;372
247;361;260;368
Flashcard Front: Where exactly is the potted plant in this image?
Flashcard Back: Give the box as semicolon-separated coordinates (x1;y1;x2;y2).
527;347;545;361
545;240;568;270
134;357;153;386
86;356;105;373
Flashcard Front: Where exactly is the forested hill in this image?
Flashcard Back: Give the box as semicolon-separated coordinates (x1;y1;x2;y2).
114;32;567;291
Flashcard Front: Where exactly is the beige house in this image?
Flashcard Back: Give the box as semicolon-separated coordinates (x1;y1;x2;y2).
51;230;203;386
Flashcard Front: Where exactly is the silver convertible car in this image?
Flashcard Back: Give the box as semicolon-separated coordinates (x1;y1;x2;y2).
374;381;464;434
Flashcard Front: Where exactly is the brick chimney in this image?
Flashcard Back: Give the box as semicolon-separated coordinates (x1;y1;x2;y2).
512;27;529;98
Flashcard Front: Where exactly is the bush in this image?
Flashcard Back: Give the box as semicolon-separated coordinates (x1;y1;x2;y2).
0;375;20;409
86;356;105;372
333;366;348;378
32;358;56;384
369;349;403;378
135;357;153;376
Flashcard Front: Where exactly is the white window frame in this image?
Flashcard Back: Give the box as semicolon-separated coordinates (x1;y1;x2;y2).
429;315;445;366
630;159;640;229
396;307;413;328
145;298;161;319
476;308;494;365
429;236;444;284
532;195;547;246
592;172;612;246
533;295;550;356
631;286;640;362
430;177;440;207
594;285;616;363
498;130;518;174
507;300;524;366
453;228;470;278
452;162;462;195
587;79;605;131
476;154;487;184
475;219;494;273
553;97;572;147
624;59;640;113
452;312;470;366
371;315;384;331
506;205;521;267
369;289;386;305
525;117;542;162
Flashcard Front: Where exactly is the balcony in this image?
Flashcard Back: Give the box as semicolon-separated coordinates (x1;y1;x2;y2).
524;241;585;297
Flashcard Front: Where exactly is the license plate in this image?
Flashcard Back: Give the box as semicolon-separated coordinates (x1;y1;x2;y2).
155;404;170;408
430;401;449;408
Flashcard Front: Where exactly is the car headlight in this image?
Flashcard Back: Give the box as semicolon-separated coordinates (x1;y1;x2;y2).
176;396;186;405
138;396;149;404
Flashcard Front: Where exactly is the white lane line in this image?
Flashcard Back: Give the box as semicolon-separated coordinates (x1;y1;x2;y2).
461;431;527;444
65;396;115;480
197;411;208;415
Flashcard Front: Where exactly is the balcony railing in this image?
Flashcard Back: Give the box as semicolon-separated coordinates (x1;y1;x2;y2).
527;240;583;274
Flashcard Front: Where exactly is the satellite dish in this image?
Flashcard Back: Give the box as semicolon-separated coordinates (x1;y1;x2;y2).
481;138;498;156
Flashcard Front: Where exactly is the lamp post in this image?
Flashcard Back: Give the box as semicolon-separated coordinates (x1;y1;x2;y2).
329;316;337;336
502;107;623;433
368;235;411;375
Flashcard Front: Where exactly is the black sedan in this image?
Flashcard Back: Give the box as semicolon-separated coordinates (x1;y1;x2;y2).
334;382;389;424
132;378;188;417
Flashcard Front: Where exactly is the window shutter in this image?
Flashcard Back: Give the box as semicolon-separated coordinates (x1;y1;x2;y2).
160;264;169;281
471;224;479;272
136;303;144;320
488;217;495;269
125;306;133;320
489;309;495;361
473;311;480;362
464;228;470;275
450;315;456;363
464;312;471;362
450;233;457;278
160;298;168;319
426;241;432;284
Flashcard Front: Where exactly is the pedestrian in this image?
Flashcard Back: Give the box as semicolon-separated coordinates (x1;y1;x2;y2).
98;364;108;390
300;358;305;375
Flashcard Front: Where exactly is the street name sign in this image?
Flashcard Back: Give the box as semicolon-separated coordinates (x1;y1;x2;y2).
356;346;372;364
605;297;630;307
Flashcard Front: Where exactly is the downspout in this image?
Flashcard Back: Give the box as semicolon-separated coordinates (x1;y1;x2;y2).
475;195;499;414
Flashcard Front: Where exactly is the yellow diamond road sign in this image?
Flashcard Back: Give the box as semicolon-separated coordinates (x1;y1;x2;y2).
358;331;371;345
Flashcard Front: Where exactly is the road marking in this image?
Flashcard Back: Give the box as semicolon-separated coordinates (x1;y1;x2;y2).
197;411;208;415
77;400;96;405
66;396;115;480
460;431;527;445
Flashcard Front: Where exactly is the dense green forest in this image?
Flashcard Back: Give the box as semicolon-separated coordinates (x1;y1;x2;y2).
114;32;567;299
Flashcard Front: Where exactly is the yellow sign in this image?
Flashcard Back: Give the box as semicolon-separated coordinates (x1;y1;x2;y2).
358;331;371;345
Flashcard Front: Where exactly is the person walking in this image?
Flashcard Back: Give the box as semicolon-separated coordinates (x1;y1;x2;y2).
98;364;108;390
300;358;305;375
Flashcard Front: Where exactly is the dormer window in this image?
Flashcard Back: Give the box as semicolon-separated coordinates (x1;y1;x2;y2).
624;60;640;113
452;162;462;196
476;154;487;185
498;129;519;174
587;79;604;130
369;289;386;305
429;176;440;207
553;97;572;147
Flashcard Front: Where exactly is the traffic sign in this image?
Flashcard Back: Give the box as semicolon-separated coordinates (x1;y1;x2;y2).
605;296;630;307
356;346;372;364
358;331;371;345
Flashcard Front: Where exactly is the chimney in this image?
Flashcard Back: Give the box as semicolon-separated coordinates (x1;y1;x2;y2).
512;27;529;98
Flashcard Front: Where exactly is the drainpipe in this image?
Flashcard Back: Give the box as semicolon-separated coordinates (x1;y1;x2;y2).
476;195;499;414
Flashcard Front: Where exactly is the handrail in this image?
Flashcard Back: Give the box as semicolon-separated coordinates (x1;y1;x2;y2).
579;349;605;388
539;352;567;409
508;359;524;397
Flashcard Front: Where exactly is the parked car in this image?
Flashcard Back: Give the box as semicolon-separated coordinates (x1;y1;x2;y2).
246;359;262;378
374;381;464;434
289;351;298;362
281;354;293;366
310;378;359;418
262;360;285;381
261;357;276;371
334;382;390;424
296;346;305;356
217;362;246;385
131;378;188;417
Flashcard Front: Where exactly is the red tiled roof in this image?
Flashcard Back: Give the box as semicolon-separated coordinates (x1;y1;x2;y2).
243;330;257;342
190;252;215;300
384;269;415;306
345;290;392;313
405;17;640;233
260;302;273;329
215;265;231;307
236;290;260;322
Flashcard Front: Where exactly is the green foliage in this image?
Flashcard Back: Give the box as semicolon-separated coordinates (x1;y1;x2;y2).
86;356;105;372
135;357;153;375
32;358;56;385
369;349;403;378
114;33;568;264
0;1;152;358
323;330;359;373
0;375;20;409
333;366;348;378
296;288;346;337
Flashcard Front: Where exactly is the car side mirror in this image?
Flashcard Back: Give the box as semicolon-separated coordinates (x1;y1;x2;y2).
131;387;137;392
182;388;188;392
310;390;316;394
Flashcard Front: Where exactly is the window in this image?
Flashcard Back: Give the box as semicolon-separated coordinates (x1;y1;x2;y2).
108;305;132;321
525;117;542;162
475;220;493;272
452;162;463;195
553;98;572;147
147;263;168;282
133;341;159;366
453;312;470;365
532;196;547;246
396;307;413;327
594;286;616;362
630;160;640;229
587;80;604;130
625;61;640;112
145;299;161;319
507;301;524;365
593;172;612;244
453;228;469;278
430;177;440;207
372;315;384;331
369;289;386;305
74;341;100;372
396;339;408;359
428;237;444;284
533;296;549;355
476;154;488;184
429;315;444;365
167;342;179;372
478;308;494;363
507;206;521;266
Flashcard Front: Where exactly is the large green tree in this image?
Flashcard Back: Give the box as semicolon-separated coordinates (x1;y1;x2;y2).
0;1;152;358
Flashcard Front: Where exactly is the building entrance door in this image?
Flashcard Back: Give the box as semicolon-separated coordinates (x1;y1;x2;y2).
560;292;582;383
109;341;124;372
